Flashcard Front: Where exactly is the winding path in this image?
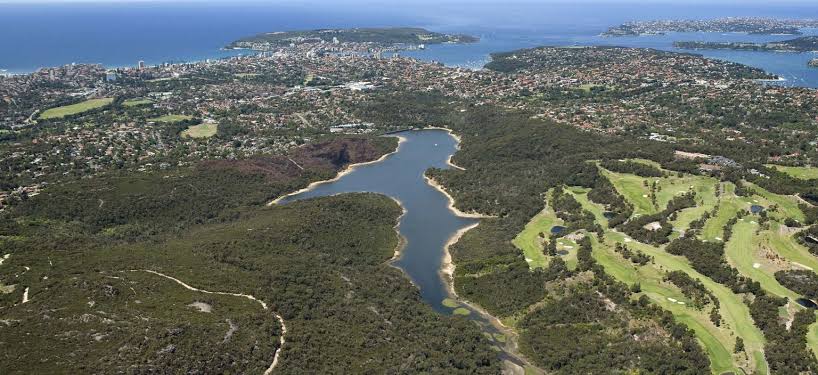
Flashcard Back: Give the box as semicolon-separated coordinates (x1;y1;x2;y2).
130;269;286;374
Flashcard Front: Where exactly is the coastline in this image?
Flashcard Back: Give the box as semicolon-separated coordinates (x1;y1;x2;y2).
435;192;533;373
387;197;409;263
440;222;479;284
424;174;494;219
429;128;535;373
268;135;407;205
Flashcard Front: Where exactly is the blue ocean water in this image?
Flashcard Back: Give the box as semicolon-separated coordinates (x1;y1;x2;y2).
1;1;817;87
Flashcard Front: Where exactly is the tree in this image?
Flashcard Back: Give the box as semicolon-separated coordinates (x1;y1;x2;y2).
734;337;744;353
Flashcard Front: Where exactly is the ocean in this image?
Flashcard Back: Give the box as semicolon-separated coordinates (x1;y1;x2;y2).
1;1;817;87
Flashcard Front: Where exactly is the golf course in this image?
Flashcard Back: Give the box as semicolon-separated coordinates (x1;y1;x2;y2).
512;160;818;374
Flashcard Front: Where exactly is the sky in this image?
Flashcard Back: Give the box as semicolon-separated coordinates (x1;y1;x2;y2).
0;0;816;3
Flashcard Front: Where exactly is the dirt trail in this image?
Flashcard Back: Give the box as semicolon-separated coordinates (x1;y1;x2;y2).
131;269;286;374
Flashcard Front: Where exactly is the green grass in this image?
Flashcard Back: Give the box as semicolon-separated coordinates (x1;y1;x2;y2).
122;98;153;107
38;98;114;119
442;298;459;308
181;123;218;138
555;237;579;270
149;114;194;123
453;307;471;316
567;186;608;227
766;164;818;180
601;169;656;215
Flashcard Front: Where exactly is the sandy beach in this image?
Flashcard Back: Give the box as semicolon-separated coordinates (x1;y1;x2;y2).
387;197;408;262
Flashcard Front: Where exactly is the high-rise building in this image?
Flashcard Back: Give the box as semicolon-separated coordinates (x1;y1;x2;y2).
138;60;146;70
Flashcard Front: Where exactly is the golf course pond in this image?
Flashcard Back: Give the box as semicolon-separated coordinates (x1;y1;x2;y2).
276;129;525;365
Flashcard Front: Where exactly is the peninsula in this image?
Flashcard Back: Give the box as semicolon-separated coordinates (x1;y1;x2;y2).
810;58;818;68
674;36;818;53
227;27;478;52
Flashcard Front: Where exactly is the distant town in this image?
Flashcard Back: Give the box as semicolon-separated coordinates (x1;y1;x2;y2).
603;17;818;36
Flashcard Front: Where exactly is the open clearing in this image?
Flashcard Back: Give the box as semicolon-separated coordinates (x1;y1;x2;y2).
182;123;218;138
122;98;153;107
39;98;114;119
149;114;194;123
767;164;818;180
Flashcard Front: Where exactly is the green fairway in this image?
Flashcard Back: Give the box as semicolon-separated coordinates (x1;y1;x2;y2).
601;164;717;217
724;220;799;299
149;114;194;123
38;98;114;119
555;237;579;270
512;195;561;269
701;184;754;241
809;319;818;362
181;123;218;138
744;182;805;223
122;98;153;107
567;186;608;227
767;164;818;180
600;169;655;215
762;223;818;272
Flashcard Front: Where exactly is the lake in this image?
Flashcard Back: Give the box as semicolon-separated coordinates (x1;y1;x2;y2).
277;129;475;313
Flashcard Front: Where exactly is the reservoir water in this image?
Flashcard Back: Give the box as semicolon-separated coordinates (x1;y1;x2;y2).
277;129;476;313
